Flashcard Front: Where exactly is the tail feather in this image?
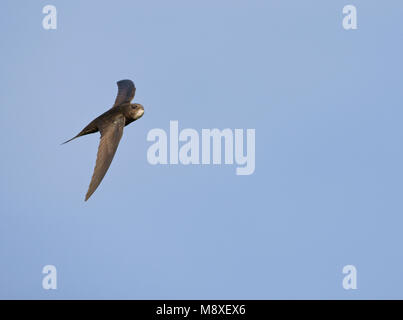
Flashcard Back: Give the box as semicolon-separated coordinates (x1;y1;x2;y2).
61;135;79;145
61;122;99;145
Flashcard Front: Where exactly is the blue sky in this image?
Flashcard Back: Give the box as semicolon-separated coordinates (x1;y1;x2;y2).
1;0;403;299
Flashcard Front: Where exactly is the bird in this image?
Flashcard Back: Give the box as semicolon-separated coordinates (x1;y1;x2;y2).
62;79;144;201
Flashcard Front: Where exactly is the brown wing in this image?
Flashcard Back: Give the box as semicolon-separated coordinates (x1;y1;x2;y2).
85;114;125;201
114;79;136;106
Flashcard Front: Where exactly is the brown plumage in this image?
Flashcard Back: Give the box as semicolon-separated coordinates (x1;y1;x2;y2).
63;80;144;201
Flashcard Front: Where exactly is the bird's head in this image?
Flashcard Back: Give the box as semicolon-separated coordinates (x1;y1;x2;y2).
130;103;144;120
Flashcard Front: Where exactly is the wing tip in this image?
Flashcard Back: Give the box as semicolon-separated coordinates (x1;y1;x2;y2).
117;79;134;86
85;189;93;201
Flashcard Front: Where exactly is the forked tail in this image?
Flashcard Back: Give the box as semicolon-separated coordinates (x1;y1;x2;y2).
61;122;99;145
61;135;80;145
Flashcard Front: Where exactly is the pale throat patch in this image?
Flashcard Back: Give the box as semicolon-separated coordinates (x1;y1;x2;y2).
136;109;144;117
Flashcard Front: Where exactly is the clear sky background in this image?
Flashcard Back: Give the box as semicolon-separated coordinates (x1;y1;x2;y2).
1;0;403;299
